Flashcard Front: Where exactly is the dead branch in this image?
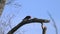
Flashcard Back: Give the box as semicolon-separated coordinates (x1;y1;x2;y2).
7;16;49;34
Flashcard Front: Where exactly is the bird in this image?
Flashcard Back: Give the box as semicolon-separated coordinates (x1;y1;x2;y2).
23;16;31;21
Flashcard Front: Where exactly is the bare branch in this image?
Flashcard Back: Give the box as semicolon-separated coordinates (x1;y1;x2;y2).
7;16;50;34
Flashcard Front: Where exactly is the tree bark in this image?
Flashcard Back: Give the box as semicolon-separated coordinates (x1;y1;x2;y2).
0;0;6;16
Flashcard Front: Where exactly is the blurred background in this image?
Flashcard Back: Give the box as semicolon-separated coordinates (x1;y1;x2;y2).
0;0;60;34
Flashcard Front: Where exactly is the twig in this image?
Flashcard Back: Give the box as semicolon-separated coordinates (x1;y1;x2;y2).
47;11;58;34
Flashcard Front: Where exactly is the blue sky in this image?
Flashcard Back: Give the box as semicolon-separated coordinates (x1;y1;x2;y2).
1;0;60;34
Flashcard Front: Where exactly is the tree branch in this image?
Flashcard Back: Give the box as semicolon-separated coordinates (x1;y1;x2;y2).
7;16;50;34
